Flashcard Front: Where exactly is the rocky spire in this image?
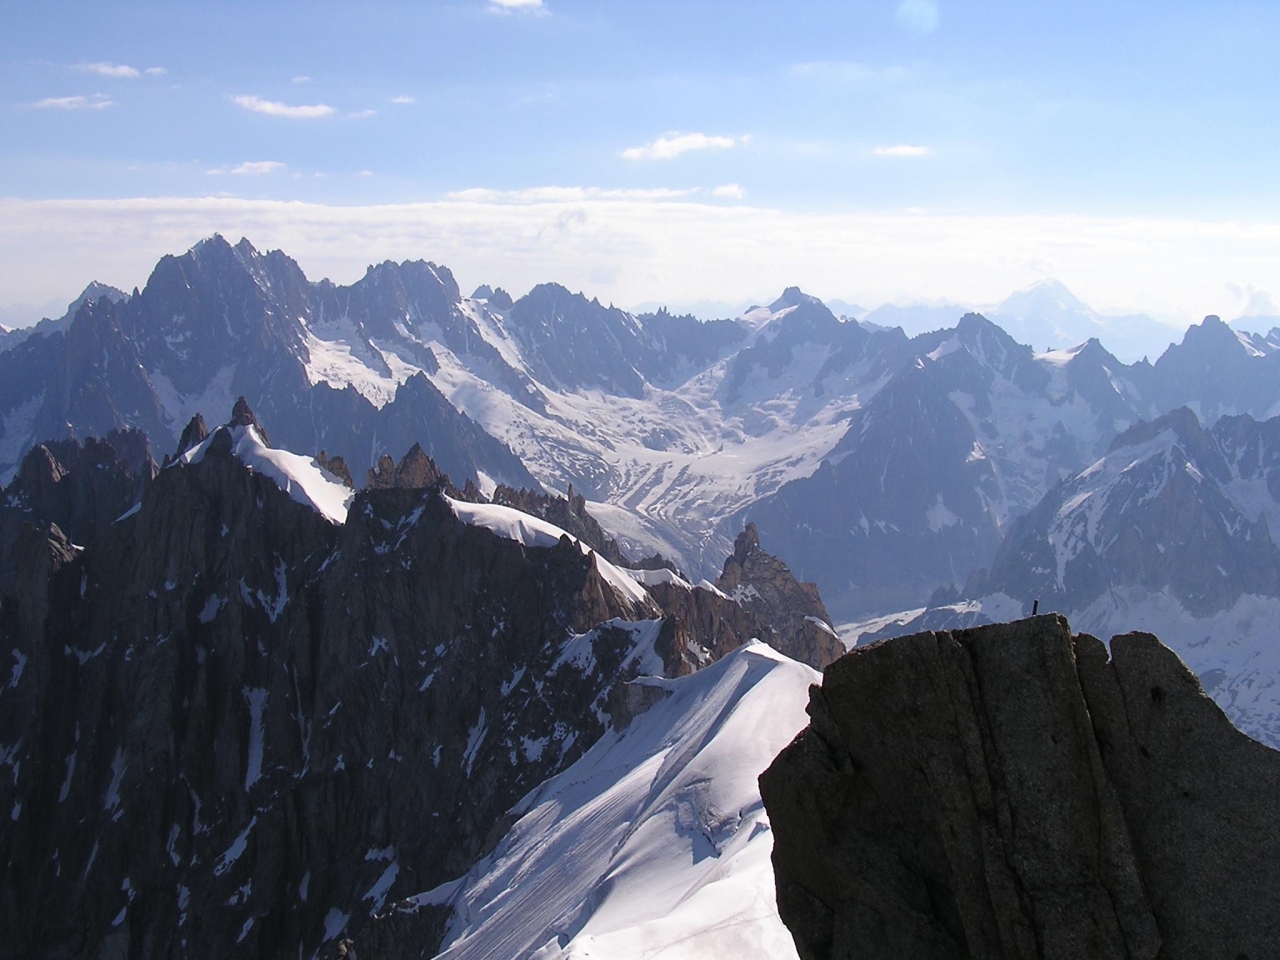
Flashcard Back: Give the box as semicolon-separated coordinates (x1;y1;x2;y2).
228;396;269;446
316;450;355;489
716;521;842;668
176;413;209;457
366;444;447;490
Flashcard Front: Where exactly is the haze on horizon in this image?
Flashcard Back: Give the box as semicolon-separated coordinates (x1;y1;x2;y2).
3;0;1280;334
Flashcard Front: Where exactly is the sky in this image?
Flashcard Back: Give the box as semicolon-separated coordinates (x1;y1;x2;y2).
3;0;1280;326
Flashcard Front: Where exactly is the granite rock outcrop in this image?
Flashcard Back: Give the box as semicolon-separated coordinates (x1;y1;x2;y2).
760;616;1280;960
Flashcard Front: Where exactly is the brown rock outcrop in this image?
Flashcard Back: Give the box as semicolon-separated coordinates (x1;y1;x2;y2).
715;523;843;669
760;616;1280;960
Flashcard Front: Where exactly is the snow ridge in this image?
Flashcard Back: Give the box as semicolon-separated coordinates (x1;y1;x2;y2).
432;641;818;960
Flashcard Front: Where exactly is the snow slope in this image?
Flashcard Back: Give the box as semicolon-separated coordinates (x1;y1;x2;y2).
426;641;817;960
181;424;354;524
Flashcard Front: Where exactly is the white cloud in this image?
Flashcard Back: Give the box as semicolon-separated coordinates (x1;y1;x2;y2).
144;67;167;76
1226;282;1280;318
712;184;746;199
356;170;375;177
390;95;415;105
33;94;115;110
489;0;545;10
292;75;312;84
896;0;939;34
874;144;931;157
3;195;1277;326
74;61;140;79
348;109;377;119
446;186;697;202
207;161;287;176
621;133;746;161
233;95;335;119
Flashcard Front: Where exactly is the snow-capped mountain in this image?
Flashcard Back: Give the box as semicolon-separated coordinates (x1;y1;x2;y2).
991;278;1177;363
1149;314;1280;422
0;238;539;493
748;313;1161;615
0;280;131;354
8;236;1280;624
876;405;1280;746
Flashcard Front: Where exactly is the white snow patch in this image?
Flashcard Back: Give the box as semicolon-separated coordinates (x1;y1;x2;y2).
256;556;290;622
7;649;25;688
804;615;839;638
114;501;141;524
836;608;927;648
623;566;693;591
363;860;400;916
103;746;126;814
925;494;959;532
58;750;77;803
243;687;268;790
214;816;258;876
197;595;225;624
462;708;488;776
322;908;350;942
182;424;353;524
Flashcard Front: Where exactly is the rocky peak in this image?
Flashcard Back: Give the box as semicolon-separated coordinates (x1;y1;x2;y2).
366;443;446;490
228;396;270;445
768;286;825;312
15;443;67;490
175;413;209;457
0;421;678;959
732;521;762;558
1;429;155;560
715;522;842;668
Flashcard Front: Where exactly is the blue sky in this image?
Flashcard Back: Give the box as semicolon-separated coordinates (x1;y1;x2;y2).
3;1;1280;323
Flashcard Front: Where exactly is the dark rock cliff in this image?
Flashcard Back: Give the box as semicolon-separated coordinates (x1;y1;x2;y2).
0;411;662;959
760;615;1280;960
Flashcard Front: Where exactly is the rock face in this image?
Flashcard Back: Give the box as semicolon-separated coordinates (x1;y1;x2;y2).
0;410;665;959
760;616;1280;960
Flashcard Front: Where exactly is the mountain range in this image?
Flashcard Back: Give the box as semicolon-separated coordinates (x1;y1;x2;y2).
8;238;1280;628
3;234;1280;956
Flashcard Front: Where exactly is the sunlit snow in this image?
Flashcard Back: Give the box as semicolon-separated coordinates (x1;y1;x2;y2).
430;641;817;960
182;424;354;524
